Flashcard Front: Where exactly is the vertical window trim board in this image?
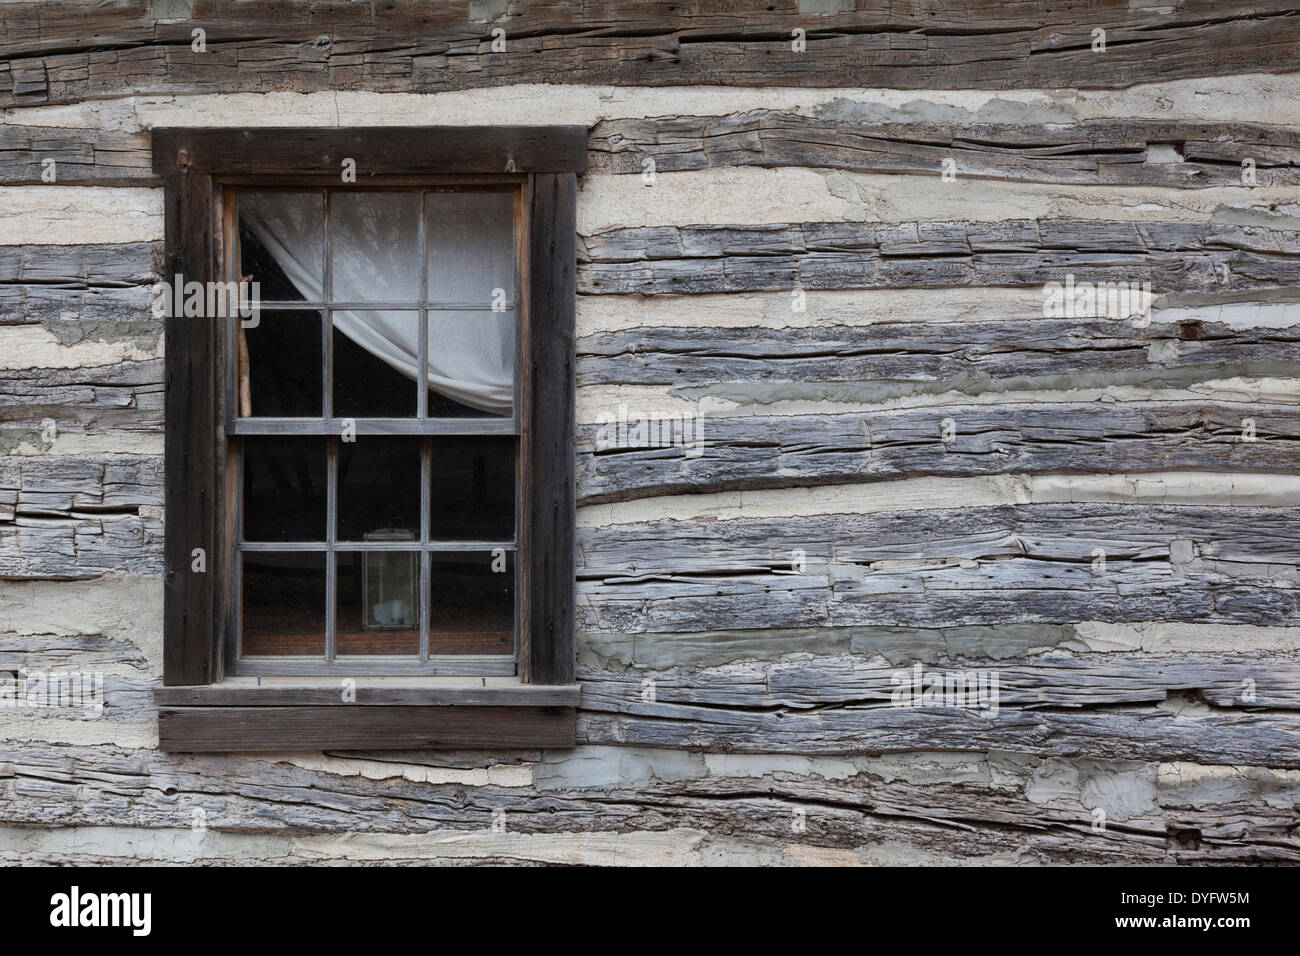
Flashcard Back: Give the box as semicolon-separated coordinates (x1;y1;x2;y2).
162;168;221;688
155;129;582;751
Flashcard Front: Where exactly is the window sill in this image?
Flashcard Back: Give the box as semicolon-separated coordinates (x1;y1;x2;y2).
155;678;580;752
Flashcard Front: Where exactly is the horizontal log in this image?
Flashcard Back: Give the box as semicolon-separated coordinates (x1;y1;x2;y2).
575;504;1300;632
0;512;162;578
0;455;162;520
589;114;1300;188
0;631;149;671
0;125;153;185
1;741;1296;862
0;243;158;326
578;653;1300;711
8;116;1300;188
576;401;1300;505
580;219;1300;294
578;622;1300;671
3;1;1300;107
577;320;1300;393
0;360;164;436
577;700;1300;767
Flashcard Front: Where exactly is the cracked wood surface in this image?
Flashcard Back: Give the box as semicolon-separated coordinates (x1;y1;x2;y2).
0;742;1295;863
577;402;1300;505
2;1;1299;107
580;219;1300;294
7;116;1300;188
576;505;1300;631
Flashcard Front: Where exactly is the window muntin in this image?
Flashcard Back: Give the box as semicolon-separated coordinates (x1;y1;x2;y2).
228;186;522;675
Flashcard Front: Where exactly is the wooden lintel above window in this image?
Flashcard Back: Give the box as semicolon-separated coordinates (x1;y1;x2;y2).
151;126;589;177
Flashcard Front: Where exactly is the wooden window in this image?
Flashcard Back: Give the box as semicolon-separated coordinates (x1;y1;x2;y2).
152;128;583;751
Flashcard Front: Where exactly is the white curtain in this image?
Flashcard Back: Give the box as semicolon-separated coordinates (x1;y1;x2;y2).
240;192;515;415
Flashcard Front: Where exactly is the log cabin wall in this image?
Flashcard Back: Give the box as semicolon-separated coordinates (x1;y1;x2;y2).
1;1;1299;864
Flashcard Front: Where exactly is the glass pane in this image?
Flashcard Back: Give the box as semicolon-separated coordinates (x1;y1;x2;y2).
429;438;515;541
331;192;421;303
425;310;515;418
238;192;324;302
243;437;327;541
337;437;421;542
333;311;419;418
429;551;514;655
425;191;516;307
336;551;419;656
241;310;322;417
242;552;326;656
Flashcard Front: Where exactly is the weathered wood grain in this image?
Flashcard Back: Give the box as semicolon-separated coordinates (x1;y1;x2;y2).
578;654;1300;711
577;700;1300;767
0;512;162;577
0;242;158;326
0;360;164;436
152;126;587;176
8;116;1300;188
522;172;579;685
0;455;161;520
577;402;1300;505
159;705;577;751
577;320;1300;391
0;125;154;185
580;220;1300;295
161;168;218;686
590;114;1300;188
575;504;1300;632
0;742;1296;863
2;1;1299;106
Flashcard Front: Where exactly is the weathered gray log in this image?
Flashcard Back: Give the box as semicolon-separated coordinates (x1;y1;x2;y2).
577;402;1300;505
588;114;1300;188
0;651;1286;726
0;455;162;521
576;504;1300;631
0;741;1295;863
577;320;1300;392
0;360;164;437
0;125;154;185
3;1;1298;107
0;512;162;578
0;631;149;671
0;455;163;576
0;243;158;325
7;117;1300;188
577;701;1300;767
577;653;1300;711
580;220;1300;294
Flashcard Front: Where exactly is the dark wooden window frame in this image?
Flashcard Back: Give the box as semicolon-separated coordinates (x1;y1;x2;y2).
152;128;582;752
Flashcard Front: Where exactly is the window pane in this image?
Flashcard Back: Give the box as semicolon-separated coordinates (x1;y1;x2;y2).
336;551;419;656
331;192;420;302
333;311;419;418
429;551;514;655
426;191;516;307
241;310;322;417
243;437;327;541
426;310;515;418
337;437;421;542
430;437;515;541
242;552;326;656
238;192;325;303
